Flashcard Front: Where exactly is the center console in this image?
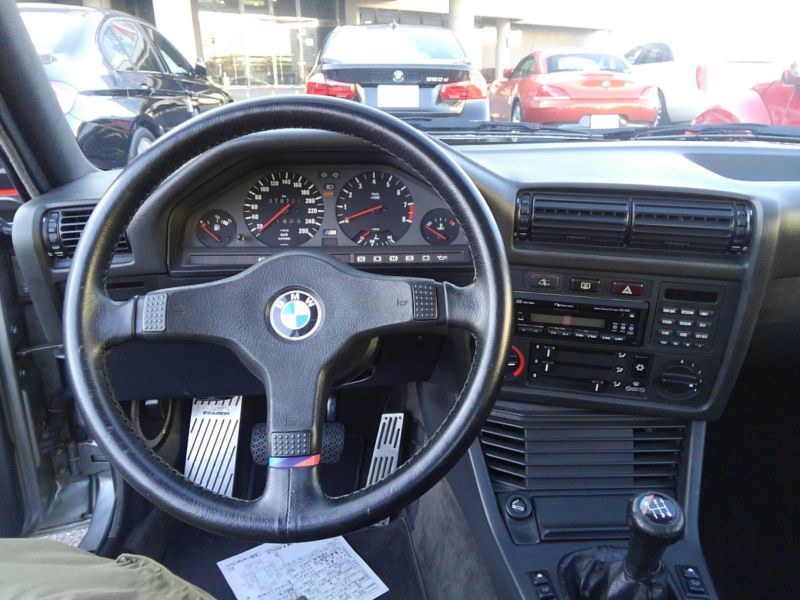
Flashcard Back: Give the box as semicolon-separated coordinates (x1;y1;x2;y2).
502;269;740;412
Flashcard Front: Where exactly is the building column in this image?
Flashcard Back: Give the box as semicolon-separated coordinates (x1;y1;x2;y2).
449;0;478;66
494;19;511;80
152;0;199;63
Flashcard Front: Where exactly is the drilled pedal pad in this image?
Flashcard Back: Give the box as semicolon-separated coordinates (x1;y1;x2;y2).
185;397;242;496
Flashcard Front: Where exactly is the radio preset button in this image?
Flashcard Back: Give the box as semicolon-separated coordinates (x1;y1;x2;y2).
696;320;712;329
680;308;697;316
569;278;601;294
678;319;693;327
677;331;692;339
698;309;715;317
660;318;675;326
658;329;673;337
662;307;678;314
694;332;710;340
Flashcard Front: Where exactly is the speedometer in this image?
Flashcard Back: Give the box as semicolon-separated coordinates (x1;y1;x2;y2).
243;171;324;246
335;171;415;247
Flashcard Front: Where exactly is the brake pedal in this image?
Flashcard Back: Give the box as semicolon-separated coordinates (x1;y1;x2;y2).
184;397;242;496
251;421;345;465
366;413;404;487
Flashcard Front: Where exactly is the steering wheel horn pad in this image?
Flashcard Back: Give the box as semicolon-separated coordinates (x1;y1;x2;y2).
63;96;512;541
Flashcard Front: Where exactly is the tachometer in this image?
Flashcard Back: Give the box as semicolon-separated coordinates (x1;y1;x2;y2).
335;171;415;247
243;171;324;246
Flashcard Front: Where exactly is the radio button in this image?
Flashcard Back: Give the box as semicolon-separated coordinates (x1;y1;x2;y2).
696;320;713;329
678;319;693;327
660;318;675;326
570;278;601;294
682;341;694;349
657;339;670;346
677;331;692;339
612;281;645;297
698;309;715;317
586;332;599;340
528;272;561;290
658;329;674;337
613;335;626;342
670;340;682;347
662;306;678;314
694;332;710;340
600;334;614;342
680;308;697;316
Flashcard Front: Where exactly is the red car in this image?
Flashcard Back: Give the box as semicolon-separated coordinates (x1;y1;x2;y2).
693;61;800;126
488;49;660;128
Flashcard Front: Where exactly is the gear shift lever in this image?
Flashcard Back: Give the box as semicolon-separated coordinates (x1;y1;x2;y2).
559;492;685;600
625;492;685;580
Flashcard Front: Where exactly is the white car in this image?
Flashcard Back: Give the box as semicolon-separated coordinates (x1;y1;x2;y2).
625;42;783;123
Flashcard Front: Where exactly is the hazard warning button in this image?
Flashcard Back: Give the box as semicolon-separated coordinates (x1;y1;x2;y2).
611;281;645;297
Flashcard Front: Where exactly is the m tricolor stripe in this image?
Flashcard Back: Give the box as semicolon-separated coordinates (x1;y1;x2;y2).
268;454;321;468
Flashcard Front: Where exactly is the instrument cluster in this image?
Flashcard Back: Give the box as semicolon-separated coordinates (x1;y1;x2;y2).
178;165;469;270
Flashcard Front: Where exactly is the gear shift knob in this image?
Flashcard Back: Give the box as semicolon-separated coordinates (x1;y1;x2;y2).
625;491;685;580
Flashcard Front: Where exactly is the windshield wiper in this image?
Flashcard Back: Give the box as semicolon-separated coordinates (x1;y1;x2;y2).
605;123;800;142
406;118;598;138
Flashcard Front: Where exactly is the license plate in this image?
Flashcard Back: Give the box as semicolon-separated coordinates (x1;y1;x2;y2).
377;85;419;108
589;114;621;129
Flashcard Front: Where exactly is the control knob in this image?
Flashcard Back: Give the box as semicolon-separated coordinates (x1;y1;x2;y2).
657;360;702;399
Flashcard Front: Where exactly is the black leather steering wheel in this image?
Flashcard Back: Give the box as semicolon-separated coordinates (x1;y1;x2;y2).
63;96;512;542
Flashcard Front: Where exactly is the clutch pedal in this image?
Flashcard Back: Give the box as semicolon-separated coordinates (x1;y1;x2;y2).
185;397;242;496
366;413;404;487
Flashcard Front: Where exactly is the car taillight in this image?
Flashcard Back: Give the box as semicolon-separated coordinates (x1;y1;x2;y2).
50;81;77;113
696;65;708;91
534;85;570;100
639;86;658;103
440;71;487;101
305;73;356;100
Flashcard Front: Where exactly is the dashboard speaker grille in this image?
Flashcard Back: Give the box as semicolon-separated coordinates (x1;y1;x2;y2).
480;409;686;494
515;191;752;255
43;206;130;259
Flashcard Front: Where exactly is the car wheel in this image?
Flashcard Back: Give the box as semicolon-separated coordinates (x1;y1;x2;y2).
654;90;670;126
127;127;156;163
511;101;523;123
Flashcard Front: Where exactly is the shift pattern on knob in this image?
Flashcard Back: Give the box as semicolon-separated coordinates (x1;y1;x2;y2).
637;493;678;524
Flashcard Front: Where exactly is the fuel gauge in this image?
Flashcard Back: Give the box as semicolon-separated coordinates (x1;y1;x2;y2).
196;210;236;247
420;208;460;245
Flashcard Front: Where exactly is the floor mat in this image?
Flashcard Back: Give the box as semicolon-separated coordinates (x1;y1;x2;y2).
701;370;800;600
163;518;426;600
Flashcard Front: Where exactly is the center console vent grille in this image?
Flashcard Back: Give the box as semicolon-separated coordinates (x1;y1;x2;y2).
480;410;686;494
43;206;130;260
515;191;752;255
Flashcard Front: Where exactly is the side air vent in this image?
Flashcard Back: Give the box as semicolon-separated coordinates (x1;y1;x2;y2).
480;411;686;493
630;199;751;253
43;206;130;260
515;191;752;255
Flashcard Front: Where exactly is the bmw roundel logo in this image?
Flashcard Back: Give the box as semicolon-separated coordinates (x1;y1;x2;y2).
392;69;404;82
268;290;321;340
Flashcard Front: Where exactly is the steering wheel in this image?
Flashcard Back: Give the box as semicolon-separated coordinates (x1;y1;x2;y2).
63;96;512;542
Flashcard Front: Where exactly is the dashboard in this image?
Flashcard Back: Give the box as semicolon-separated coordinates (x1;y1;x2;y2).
11;131;800;421
174;164;470;272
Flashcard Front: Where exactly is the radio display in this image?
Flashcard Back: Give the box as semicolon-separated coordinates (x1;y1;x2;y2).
530;313;606;329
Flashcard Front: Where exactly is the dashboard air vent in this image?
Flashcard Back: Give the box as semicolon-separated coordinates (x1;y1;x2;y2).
515;191;752;255
517;192;629;246
630;199;751;253
480;410;686;493
43;206;130;260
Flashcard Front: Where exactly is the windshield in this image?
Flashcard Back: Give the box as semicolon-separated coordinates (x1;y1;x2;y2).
15;0;800;165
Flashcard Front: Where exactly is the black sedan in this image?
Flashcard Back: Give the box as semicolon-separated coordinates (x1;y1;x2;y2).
306;24;489;125
19;4;231;170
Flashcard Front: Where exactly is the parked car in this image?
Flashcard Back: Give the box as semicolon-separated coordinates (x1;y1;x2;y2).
693;61;800;126
624;41;783;124
305;24;489;125
19;4;231;170
488;50;659;128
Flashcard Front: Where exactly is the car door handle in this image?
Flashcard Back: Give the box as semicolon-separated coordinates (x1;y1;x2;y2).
139;83;153;93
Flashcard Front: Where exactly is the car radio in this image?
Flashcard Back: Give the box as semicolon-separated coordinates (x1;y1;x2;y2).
514;295;648;346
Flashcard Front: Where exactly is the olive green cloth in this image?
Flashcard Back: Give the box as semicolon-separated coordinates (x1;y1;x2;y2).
0;538;215;599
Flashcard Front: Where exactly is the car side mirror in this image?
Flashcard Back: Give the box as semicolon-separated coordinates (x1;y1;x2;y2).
502;67;514;79
194;58;208;79
782;62;800;87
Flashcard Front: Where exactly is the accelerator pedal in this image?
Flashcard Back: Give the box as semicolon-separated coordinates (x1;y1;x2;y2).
184;397;242;496
366;413;405;487
251;421;345;465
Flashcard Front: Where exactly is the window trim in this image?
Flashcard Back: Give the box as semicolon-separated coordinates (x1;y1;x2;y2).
97;17;166;75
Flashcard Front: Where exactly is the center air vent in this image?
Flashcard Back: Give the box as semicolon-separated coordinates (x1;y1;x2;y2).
480;410;686;494
43;206;130;260
515;191;752;255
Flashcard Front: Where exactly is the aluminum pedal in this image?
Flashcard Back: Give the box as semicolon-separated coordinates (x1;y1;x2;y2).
185;397;242;496
366;413;404;487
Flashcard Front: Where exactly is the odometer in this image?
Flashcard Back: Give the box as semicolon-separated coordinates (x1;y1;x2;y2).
335;171;415;247
243;172;324;246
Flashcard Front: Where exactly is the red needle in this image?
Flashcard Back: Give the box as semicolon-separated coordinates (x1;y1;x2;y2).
345;204;384;222
259;203;291;233
424;225;447;240
199;222;221;242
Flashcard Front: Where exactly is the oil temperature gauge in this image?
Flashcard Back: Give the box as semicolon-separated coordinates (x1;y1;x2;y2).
196;210;236;247
420;208;460;245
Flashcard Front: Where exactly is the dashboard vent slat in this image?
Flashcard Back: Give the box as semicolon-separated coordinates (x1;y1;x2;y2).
515;191;752;255
43;206;131;260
